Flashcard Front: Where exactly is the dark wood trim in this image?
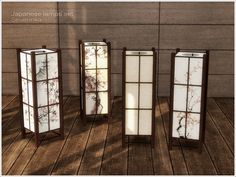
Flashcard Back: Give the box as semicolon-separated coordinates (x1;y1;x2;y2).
16;48;26;138
57;48;64;138
122;47;126;147
152;47;157;148
31;51;40;147
169;52;176;150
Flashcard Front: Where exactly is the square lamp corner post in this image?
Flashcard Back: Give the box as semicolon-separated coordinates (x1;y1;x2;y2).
169;48;209;150
79;39;111;122
17;45;64;147
122;47;157;148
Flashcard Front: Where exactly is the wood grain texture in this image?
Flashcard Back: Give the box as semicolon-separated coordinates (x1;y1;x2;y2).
2;49;17;72
152;99;173;175
78;119;108;175
6;97;68;175
207;98;234;153
2;96;16;109
3;24;58;48
160;25;233;50
22;97;79;175
160;2;234;24
2;2;58;24
111;74;122;97
128;143;154;175
51;118;93;175
2;96;235;175
101;99;128;175
58;2;159;24
204;112;234;174
62;73;80;95
59;25;159;49
214;98;234;125
158;98;188;175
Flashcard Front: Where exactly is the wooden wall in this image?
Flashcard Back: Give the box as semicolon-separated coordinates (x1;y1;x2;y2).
2;2;234;97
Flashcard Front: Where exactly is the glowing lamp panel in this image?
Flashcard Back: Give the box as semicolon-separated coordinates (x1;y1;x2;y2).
125;52;153;136
172;53;204;140
20;50;60;133
84;44;108;115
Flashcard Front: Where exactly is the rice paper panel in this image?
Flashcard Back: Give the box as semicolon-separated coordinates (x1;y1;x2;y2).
98;92;108;114
125;83;138;109
186;113;200;140
189;58;203;85
38;107;49;133
187;86;202;113
36;54;47;81
20;52;27;78
97;45;108;68
49;104;60;130
85;92;96;115
29;106;35;132
140;56;153;82
85;70;96;92
48;79;59;104
172;111;186;138
139;83;152;109
47;53;58;79
139;110;152;135
173;85;187;111
125;110;138;135
22;79;28;104
174;57;188;84
28;81;34;106
26;54;32;80
23;104;29;130
37;81;48;107
97;69;108;91
85;46;96;69
126;56;139;82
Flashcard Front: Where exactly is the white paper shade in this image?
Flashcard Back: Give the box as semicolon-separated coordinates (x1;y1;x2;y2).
19;48;61;135
81;42;109;116
124;50;155;136
172;51;206;141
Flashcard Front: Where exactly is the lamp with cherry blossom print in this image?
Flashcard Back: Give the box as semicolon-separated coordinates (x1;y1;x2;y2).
79;39;111;122
169;48;209;149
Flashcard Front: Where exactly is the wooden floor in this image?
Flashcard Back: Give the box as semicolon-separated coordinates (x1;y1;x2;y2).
2;96;234;175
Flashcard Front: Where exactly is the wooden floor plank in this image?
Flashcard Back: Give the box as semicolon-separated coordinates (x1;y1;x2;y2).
51;116;93;174
2;112;21;153
2;134;33;174
152;99;173;175
22;97;79;175
2;96;19;130
2;97;234;175
207;98;234;153
181;145;217;175
78;118;108;175
7;97;69;175
158;97;188;175
214;98;234;125
101;98;128;175
128;143;154;175
2;96;16;109
204;112;234;175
